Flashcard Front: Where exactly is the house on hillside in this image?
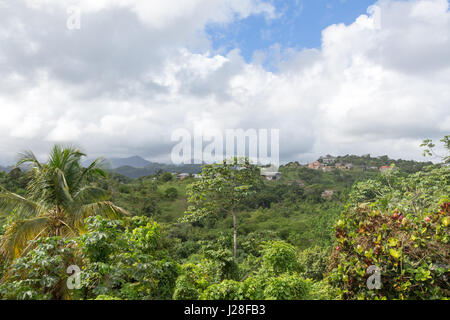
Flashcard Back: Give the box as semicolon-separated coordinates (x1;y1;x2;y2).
379;165;397;172
308;161;323;170
177;173;190;180
335;163;353;170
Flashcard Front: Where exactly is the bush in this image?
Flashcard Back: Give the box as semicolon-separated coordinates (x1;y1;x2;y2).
191;240;330;300
159;172;173;182
237;276;265;300
164;187;179;200
302;278;341;300
0;237;78;300
329;167;449;300
94;294;121;300
173;263;207;300
200;280;241;300
297;246;330;281
261;241;299;275
263;274;308;300
77;216;180;300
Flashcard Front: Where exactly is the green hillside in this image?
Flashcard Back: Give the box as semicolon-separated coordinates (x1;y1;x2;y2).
0;140;448;300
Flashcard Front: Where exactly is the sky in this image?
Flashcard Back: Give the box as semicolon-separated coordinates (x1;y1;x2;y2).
0;0;449;165
207;0;377;63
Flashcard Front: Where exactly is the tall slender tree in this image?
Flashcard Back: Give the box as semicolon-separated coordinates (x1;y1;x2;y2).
182;158;260;261
0;145;129;259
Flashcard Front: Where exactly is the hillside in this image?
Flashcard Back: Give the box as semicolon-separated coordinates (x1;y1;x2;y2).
112;163;203;178
0;144;447;301
107;155;151;168
105;154;433;179
0;165;14;173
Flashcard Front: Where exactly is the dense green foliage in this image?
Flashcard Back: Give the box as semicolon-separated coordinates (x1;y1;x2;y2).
75;216;179;300
0;216;179;300
175;240;338;300
0;237;77;299
0;142;448;300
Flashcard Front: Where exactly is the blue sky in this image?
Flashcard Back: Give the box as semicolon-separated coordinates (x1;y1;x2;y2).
206;0;377;62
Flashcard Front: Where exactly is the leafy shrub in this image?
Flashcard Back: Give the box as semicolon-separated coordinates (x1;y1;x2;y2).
164;187;178;200
329;167;449;299
200;280;241;300
237;276;265;300
302;278;341;300
141;198;161;217
118;184;132;194
94;294;121;300
173;260;231;300
173;264;203;300
159;172;173;182
239;231;280;257
193;240;328;300
263;274;308;300
297;246;330;281
0;237;78;300
261;241;299;275
77;216;180;300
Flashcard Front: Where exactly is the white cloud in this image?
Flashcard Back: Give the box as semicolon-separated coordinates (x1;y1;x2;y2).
0;0;449;164
22;0;275;29
46;118;81;141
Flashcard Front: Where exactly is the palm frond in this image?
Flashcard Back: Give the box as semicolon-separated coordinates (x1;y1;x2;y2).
48;145;85;170
82;157;107;180
72;186;110;205
0;216;51;260
25;165;51;204
74;201;129;230
0;191;44;219
0;145;127;259
16;150;42;170
54;168;73;205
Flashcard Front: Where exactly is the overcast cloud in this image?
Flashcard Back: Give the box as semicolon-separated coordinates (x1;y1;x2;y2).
0;0;449;164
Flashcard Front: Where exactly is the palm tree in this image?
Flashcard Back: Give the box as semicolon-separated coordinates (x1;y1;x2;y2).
0;145;129;260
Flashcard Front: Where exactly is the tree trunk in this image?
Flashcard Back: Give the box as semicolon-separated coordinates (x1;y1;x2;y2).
232;211;237;262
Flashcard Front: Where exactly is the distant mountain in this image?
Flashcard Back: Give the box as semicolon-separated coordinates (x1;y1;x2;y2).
112;166;153;179
80;155;203;178
0;165;14;173
107;156;151;169
113;163;203;178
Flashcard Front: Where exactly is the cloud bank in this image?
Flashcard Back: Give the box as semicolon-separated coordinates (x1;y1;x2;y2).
0;0;449;164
